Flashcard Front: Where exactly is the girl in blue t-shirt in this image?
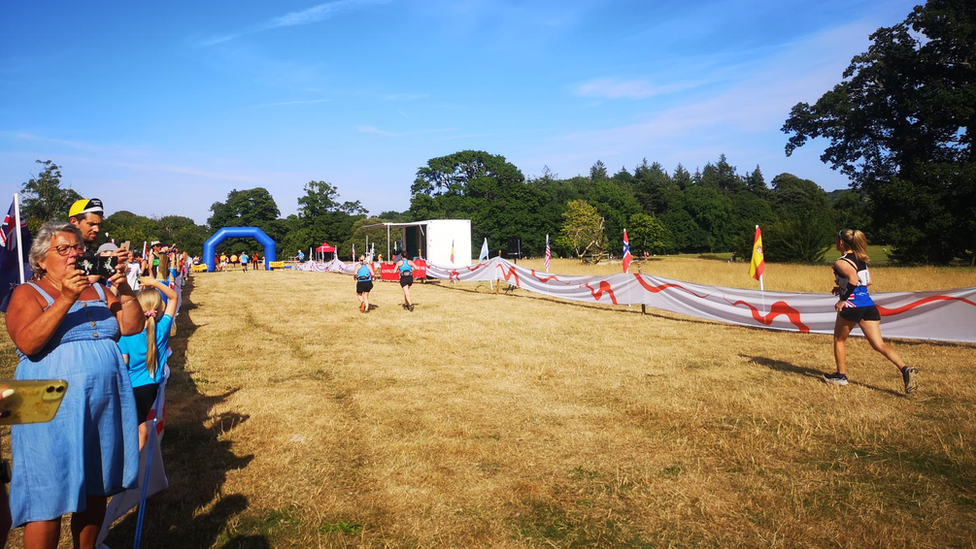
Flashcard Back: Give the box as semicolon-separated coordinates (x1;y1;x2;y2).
119;277;178;449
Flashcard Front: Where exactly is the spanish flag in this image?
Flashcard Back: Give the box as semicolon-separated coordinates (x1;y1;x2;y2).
750;225;764;280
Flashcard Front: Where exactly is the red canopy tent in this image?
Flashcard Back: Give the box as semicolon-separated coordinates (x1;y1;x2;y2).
315;242;336;261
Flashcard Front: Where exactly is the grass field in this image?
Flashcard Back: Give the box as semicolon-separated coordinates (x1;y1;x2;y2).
2;258;975;548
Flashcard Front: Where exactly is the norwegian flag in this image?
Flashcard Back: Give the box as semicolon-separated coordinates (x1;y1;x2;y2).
544;234;551;272
622;229;631;273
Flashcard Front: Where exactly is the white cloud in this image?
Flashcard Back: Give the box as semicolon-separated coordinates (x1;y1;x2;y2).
357;125;395;136
565;21;875;147
111;162;271;185
251;98;332;108
574;77;707;100
199;0;393;46
383;93;430;101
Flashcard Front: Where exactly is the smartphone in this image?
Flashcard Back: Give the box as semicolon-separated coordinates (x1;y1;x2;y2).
120;241;130;251
0;379;69;425
77;253;119;277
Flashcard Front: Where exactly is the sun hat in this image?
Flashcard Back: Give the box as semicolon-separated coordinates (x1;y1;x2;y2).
96;242;119;254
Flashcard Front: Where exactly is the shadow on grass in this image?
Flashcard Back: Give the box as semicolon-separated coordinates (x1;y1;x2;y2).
742;354;903;397
104;277;262;548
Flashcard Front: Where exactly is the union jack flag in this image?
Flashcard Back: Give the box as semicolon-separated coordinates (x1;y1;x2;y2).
544;234;551;272
1;202;23;249
622;229;631;273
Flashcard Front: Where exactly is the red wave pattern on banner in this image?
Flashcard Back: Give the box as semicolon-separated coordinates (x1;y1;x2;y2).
584;282;618;304
498;265;521;287
633;275;711;299
530;269;564;284
876;294;976;316
727;299;811;333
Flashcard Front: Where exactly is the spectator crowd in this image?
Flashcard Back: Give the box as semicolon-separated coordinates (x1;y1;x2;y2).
1;197;190;549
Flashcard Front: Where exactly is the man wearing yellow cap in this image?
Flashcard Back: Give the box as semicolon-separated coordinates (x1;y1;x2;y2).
68;198;104;246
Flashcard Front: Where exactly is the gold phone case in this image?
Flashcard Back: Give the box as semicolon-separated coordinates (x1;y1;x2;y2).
0;379;69;425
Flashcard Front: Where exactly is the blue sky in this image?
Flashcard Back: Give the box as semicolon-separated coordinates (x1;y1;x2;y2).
1;0;918;224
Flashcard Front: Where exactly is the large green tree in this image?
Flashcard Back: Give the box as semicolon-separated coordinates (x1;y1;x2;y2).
294;180;367;253
410;150;546;253
556;199;605;262
628;213;669;255
208;188;282;255
764;174;836;263
783;0;975;264
19;160;82;232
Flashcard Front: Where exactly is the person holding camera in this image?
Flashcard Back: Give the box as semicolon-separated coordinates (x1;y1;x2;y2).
4;222;142;549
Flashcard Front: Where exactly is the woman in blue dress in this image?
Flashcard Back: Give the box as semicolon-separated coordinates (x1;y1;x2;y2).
4;222;143;549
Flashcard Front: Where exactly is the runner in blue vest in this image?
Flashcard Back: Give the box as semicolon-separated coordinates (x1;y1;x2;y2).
397;253;416;311
824;229;917;393
355;255;374;313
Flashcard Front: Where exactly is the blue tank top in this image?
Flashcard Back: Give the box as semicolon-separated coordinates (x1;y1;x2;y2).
834;253;874;308
399;260;412;274
356;264;372;280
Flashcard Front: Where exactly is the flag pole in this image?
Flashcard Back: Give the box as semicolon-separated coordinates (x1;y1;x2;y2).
13;193;25;283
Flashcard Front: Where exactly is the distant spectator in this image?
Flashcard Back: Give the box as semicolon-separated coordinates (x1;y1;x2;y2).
127;252;143;290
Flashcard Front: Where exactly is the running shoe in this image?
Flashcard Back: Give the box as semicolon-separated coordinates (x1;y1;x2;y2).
902;366;918;394
359;302;366;313
823;372;849;386
409;304;415;312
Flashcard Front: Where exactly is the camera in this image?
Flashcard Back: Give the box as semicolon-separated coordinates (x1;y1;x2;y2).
76;253;119;277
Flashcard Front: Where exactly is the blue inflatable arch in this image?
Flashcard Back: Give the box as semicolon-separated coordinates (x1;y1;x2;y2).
203;227;276;272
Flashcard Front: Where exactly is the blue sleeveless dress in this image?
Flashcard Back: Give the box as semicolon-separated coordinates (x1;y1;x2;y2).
10;283;140;526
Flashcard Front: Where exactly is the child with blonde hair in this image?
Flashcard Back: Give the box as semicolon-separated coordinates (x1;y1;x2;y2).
119;278;178;449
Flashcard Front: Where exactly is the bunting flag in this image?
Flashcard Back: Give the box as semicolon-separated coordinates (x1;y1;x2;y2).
622;229;632;273
544;234;551;272
750;225;765;281
479;238;489;263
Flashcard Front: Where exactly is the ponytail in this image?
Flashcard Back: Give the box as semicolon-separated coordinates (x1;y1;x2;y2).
838;229;870;263
136;287;165;379
145;316;158;378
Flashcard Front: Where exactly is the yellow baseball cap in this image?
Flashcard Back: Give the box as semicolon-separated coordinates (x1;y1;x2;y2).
69;198;104;218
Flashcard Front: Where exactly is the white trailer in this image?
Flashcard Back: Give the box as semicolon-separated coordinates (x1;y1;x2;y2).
364;219;472;267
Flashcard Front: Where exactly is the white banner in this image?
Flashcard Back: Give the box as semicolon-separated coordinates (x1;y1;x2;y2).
302;257;976;344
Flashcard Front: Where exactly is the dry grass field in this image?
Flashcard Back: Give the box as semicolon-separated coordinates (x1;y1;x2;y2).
2;258;975;548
